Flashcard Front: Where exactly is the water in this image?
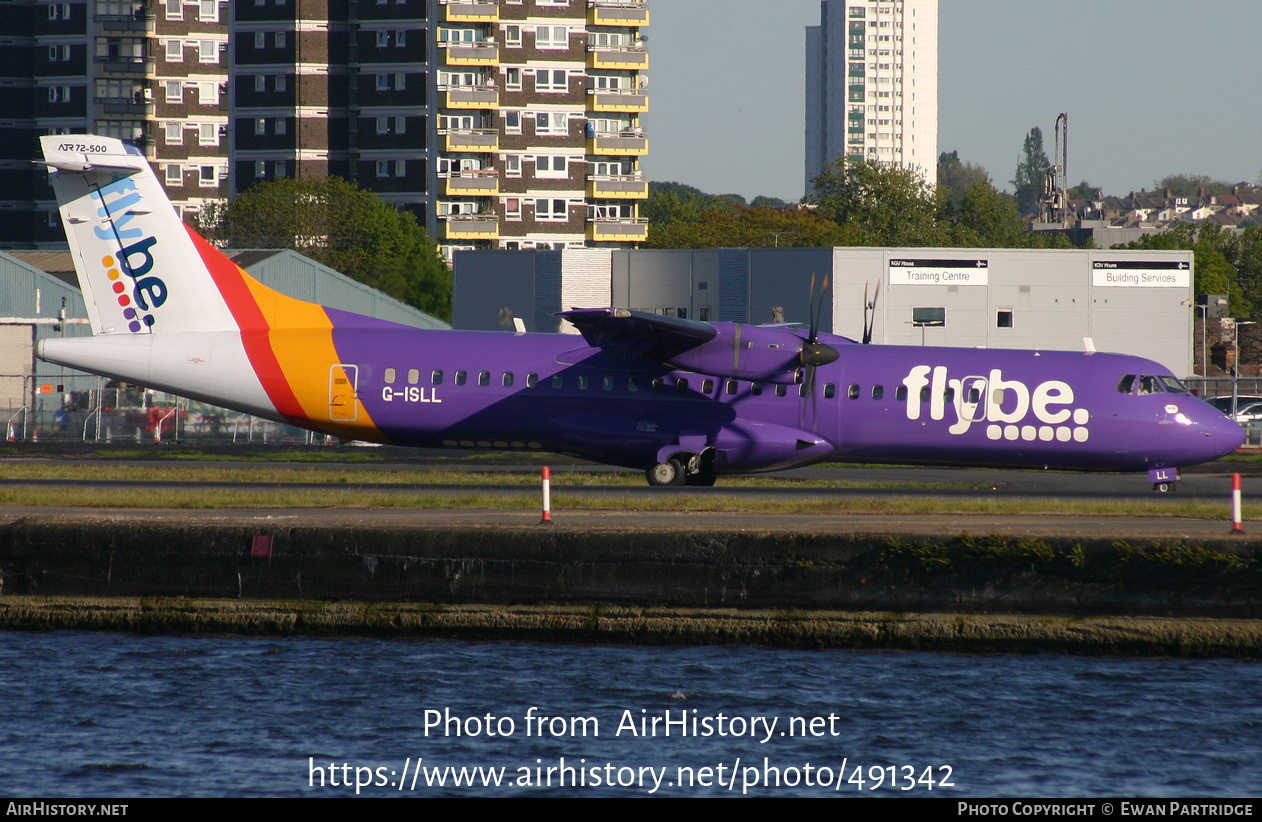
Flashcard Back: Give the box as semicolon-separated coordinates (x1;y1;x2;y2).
0;632;1258;797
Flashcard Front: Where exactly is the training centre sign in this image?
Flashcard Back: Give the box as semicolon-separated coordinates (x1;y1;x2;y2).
888;259;989;286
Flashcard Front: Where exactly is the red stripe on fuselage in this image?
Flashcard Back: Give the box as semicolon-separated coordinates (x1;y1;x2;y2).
185;225;310;424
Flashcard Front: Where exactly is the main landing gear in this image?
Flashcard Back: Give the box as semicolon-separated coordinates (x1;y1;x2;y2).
645;451;716;487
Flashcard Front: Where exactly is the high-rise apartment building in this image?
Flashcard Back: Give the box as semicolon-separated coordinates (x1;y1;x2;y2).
2;0;648;258
0;0;229;247
805;0;936;195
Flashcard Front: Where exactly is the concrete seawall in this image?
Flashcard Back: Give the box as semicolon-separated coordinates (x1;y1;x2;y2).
1;511;1259;619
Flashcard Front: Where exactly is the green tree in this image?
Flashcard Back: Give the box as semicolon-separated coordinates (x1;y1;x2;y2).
1125;222;1244;315
945;180;1026;248
1153;174;1234;198
645;205;860;249
808;155;947;246
225;176;451;320
937;150;992;210
1011;127;1050;215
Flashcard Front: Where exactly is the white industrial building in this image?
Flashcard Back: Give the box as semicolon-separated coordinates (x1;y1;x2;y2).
453;246;1196;377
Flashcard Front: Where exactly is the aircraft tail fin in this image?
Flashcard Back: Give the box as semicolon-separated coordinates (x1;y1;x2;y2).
41;135;252;336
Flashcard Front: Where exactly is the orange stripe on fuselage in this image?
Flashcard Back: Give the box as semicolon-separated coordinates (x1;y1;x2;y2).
185;226;381;437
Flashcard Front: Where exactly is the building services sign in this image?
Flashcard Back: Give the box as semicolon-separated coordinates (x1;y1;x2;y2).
888;258;988;286
1091;260;1190;288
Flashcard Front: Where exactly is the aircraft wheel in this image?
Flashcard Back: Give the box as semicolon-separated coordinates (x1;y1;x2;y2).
1153;482;1176;493
646;458;686;487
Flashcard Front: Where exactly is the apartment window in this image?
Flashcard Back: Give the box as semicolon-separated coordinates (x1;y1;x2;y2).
376;31;389;48
165;40;182;62
504;68;521;90
198;82;218;105
396;31;407;47
165;164;182;185
275;32;286;48
254;118;266;135
535;112;567;136
165;122;182;143
505;25;521;46
164;81;183;103
376;74;389;91
275;75;286;92
535;199;568;221
505;197;521;220
199;0;217;21
534;26;568;49
376;161;390;177
48;2;70;19
200;165;217;186
534;155;568;179
376;116;388;135
394;116;406;134
199;40;217;64
394;73;406;90
198;123;217;146
165;0;182;20
535;69;567;92
48;45;70;62
254;32;265;49
254;161;266;178
274;118;286;135
254;74;266;92
504;111;521;134
504;155;521;178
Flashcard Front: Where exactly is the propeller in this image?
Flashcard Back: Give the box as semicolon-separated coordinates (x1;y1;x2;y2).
861;280;881;345
800;274;839;431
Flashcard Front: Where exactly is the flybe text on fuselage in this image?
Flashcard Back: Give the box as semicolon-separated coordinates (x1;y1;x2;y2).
901;365;1090;443
89;174;166;333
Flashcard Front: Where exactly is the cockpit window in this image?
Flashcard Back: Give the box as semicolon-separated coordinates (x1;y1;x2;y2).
1159;375;1189;394
1116;375;1135;394
1138;375;1163;395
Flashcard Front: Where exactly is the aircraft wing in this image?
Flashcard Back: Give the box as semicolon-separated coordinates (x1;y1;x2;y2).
558;307;716;362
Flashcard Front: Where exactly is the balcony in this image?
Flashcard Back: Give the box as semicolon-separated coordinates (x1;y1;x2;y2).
587;218;648;243
443;128;498;153
442;215;499;241
442;170;499;197
588;0;649;27
587;45;648;71
440;41;498;67
586;175;648;199
95;12;154;34
93;96;153;116
586;130;648;156
588;88;648;113
441;85;499;110
439;0;499;23
95;55;154;76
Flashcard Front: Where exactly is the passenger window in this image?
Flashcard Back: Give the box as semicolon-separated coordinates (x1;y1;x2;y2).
651;377;664;392
552;375;564;389
1138;375;1162;395
871;385;883;400
628;377;640;392
526;373;538;388
502;373;514;388
944;387;955;403
676;378;689;394
577;375;589;390
455;370;467;386
825;384;837;399
967;387;981;404
751;383;763;396
1116;375;1136;394
478;371;490;386
895;386;907;401
800;384;809;398
847;384;859;400
921;386;931;402
602;375;614;391
702;379;714;394
775;384;787;397
432;370;443;385
384;368;396;384
407;368;419;385
726;379;738;395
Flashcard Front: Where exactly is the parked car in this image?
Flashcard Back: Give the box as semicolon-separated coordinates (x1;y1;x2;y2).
1207;395;1262;416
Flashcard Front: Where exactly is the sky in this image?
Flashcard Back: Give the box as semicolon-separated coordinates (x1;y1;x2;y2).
642;0;1262;203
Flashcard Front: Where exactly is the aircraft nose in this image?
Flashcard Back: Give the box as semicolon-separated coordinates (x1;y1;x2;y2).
1200;406;1246;460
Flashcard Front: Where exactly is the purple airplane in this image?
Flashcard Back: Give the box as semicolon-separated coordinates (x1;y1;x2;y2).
36;136;1245;491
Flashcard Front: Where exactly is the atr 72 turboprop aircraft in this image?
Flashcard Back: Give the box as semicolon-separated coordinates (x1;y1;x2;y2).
36;135;1244;489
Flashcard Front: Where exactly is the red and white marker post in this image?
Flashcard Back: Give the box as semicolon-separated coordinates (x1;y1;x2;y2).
1231;472;1244;534
540;465;553;524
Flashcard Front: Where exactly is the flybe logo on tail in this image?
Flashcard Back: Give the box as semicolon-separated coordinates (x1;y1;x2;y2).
90;176;168;333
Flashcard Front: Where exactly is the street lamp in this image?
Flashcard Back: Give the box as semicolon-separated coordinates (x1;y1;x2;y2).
1232;320;1255;417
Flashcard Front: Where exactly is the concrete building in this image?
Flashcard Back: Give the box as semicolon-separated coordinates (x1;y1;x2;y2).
0;0;230;247
805;0;937;193
453;246;1197;377
230;0;650;260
